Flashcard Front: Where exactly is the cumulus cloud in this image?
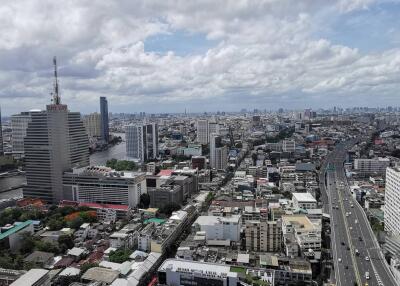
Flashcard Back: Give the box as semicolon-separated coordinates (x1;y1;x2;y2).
0;0;398;114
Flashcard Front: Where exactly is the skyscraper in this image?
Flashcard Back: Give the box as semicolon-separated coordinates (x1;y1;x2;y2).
11;111;39;159
100;97;109;142
23;57;89;203
126;123;158;162
210;133;227;170
196;119;209;144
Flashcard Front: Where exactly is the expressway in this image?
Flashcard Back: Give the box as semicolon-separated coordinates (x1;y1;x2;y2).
322;142;397;286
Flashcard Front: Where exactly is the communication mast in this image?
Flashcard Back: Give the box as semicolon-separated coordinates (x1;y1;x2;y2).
51;56;61;105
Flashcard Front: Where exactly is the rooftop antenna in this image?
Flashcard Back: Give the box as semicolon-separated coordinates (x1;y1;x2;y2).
52;56;61;105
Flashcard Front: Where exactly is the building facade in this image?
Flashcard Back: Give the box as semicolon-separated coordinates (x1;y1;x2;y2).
354;158;390;176
158;259;239;286
23;103;89;203
385;167;400;235
245;220;282;252
83;112;101;138
196;119;209;144
192;215;241;242
63;166;146;207
11;111;37;159
210;134;227;170
126;123;158;162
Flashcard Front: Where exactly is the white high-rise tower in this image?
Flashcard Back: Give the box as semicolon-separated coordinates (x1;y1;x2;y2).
23;57;89;203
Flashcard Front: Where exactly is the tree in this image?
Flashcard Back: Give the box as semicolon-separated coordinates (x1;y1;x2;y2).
58;235;74;252
80;263;98;274
109;249;132;263
159;203;180;216
19;232;36;254
47;217;65;231
68;217;84;229
79;212;97;223
106;158;118;169
139;193;150;208
35;240;60;254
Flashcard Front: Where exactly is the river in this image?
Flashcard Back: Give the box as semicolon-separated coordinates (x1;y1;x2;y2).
0;133;126;199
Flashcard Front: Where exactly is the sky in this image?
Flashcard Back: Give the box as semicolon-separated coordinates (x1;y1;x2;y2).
0;0;400;115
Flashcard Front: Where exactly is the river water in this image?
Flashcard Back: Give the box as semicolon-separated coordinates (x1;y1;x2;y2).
0;133;126;199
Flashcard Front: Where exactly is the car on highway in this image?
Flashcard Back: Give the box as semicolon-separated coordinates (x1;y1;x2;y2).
355;249;360;256
365;256;369;261
341;241;345;246
365;272;370;280
338;258;342;262
350;204;354;208
359;237;363;241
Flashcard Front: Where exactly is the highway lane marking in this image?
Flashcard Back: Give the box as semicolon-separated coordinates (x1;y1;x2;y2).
326;169;342;286
339;157;397;286
336;171;362;286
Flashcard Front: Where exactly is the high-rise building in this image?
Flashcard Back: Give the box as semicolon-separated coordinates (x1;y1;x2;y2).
385;167;400;235
83;112;101;138
126;123;158;162
23;57;89;203
210;133;227;170
196;119;208;144
0;107;3;156
208;121;220;139
11;111;39;159
100;96;109;142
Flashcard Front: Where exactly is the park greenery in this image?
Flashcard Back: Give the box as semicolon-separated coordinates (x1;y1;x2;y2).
106;158;138;171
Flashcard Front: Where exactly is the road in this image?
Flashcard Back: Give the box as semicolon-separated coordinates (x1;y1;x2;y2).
322;141;397;286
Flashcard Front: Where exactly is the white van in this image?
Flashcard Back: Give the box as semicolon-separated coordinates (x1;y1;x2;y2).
365;272;370;280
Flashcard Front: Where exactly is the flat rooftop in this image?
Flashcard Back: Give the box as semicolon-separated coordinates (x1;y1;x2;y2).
281;215;315;231
292;192;316;203
10;269;48;286
159;259;237;278
195;215;241;226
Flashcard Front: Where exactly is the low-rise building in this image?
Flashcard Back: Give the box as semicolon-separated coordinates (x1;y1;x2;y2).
281;215;321;253
0;220;34;252
158;259;239;286
63;166;147;208
292;193;317;210
192;215;241;243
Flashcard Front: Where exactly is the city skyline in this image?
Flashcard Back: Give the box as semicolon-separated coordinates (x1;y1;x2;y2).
0;1;399;115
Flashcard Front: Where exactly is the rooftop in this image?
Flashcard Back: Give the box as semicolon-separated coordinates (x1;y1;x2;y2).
10;269;49;286
292;192;316;203
281;215;315;231
195;215;241;226
81;267;119;284
0;220;33;240
159;259;237;278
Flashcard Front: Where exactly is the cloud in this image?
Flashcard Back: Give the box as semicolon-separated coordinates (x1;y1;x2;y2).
0;0;398;114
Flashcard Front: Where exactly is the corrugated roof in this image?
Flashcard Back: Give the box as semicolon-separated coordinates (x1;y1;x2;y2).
0;220;33;240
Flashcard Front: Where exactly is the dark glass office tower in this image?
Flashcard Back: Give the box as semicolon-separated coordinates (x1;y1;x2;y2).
100;96;109;142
